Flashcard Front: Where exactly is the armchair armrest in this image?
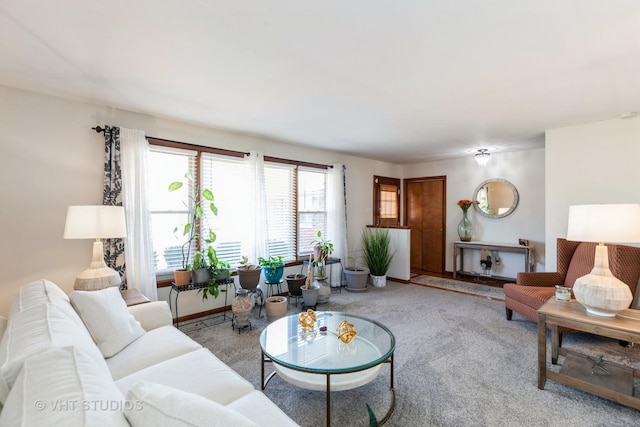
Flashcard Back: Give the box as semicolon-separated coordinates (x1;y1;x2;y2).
516;272;564;287
127;301;172;331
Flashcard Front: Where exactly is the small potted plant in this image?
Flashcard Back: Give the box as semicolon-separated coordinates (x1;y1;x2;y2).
206;246;230;281
168;173;217;285
311;230;334;268
362;227;395;287
190;250;210;284
344;252;370;292
258;255;285;283
236;255;262;290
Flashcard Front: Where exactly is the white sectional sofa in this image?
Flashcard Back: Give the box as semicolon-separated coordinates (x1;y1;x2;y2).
0;279;298;426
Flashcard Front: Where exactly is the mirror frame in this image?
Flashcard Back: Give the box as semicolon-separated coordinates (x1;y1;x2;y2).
473;178;519;219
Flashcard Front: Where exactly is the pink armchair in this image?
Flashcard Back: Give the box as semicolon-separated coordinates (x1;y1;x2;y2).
504;238;640;323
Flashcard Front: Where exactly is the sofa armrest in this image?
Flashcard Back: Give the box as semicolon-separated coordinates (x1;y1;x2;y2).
127;301;173;331
516;272;564;287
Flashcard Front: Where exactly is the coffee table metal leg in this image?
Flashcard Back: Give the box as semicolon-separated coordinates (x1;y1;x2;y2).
326;374;331;427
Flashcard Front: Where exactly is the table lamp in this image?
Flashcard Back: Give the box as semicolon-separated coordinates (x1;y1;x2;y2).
566;203;640;317
64;205;127;290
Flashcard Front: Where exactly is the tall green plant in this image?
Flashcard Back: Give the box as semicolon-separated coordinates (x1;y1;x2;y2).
362;228;395;276
168;173;218;269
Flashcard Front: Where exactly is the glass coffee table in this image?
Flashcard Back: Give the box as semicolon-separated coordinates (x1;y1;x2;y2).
260;311;396;426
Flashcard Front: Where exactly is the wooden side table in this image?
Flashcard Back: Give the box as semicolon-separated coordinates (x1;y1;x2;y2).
537;299;640;409
120;288;150;307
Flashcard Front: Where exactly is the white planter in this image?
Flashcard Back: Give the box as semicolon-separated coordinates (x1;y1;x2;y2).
265;296;288;322
370;274;387;288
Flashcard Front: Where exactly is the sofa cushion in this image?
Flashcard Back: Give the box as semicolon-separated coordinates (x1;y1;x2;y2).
70;287;145;358
0;304;109;404
226;390;300;427
10;279;87;331
0;346;129;427
115;348;254;405
124;380;259;427
106;325;201;380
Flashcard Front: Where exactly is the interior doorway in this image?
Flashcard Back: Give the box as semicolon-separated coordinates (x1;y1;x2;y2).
404;176;446;274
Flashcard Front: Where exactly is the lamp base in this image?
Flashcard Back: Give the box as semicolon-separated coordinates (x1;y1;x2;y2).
73;241;122;291
573;245;632;317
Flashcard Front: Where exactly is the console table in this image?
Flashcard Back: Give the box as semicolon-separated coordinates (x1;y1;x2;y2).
169;278;235;328
537;299;640;409
452;241;533;281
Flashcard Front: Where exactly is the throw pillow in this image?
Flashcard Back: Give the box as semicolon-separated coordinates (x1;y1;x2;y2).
70;287;145;358
125;381;259;427
0;346;129;427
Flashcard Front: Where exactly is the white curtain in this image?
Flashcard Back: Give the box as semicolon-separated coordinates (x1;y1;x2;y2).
327;164;347;276
120;128;158;301
247;150;268;262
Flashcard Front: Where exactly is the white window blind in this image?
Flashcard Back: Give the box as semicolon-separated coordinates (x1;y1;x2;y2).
200;153;250;268
298;167;328;257
148;146;197;273
264;162;296;261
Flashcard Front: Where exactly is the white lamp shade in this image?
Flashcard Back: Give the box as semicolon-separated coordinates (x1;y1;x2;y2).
64;205;127;239
566;204;640;243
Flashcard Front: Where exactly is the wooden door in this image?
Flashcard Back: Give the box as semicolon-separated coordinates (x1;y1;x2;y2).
405;177;445;273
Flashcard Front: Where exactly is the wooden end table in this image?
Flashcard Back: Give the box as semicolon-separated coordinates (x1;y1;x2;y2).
537;299;640;409
120;288;150;307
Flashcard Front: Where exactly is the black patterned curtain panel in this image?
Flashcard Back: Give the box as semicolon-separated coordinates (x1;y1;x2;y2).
103;126;127;288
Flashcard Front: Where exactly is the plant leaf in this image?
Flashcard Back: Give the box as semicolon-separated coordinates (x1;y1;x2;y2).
210;203;218;215
182;223;191;236
168;182;182;192
366;404;378;427
202;189;214;201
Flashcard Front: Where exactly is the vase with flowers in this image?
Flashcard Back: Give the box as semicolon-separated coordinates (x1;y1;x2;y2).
457;199;474;242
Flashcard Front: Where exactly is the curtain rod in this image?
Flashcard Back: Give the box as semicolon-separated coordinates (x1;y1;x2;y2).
92;126;332;169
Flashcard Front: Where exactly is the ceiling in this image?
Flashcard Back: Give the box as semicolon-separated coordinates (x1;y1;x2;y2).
1;1;639;164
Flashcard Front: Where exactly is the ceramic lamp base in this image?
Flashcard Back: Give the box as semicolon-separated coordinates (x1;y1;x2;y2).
572;245;632;317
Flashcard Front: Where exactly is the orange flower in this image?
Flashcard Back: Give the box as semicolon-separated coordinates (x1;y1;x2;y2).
457;199;473;211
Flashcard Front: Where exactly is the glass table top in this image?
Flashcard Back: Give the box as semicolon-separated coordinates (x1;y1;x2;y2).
260;311;395;374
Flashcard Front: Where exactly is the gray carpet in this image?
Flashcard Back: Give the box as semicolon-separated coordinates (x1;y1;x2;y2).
183;279;640;427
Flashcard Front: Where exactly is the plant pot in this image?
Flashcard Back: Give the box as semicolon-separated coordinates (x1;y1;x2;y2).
263;266;284;283
344;267;370;292
232;289;252;329
265;296;288;322
213;269;230;282
315;277;331;304
301;286;319;308
286;274;307;297
370;274;386;288
174;269;191;286
191;268;210;284
238;267;262;290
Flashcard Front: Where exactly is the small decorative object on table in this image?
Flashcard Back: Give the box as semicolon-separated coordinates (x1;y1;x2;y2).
457;199;473;242
337;320;357;344
299;309;317;329
555;286;571;302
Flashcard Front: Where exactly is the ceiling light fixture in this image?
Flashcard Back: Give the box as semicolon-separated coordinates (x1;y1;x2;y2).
474;149;490;166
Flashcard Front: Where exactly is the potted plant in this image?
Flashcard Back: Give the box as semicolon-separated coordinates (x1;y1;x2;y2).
237;255;262;291
300;255;319;308
344;253;370;292
168;173;217;286
258;255;285;283
190;250;210;284
362;227;395;288
206;246;230;281
311;231;334;275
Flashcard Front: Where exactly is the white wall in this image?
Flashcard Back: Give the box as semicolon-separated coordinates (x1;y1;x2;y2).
402;149;546;278
0;85;402;317
545;117;640;269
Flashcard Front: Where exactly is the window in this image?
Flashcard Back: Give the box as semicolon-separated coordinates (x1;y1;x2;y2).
298;168;327;257
147;146;197;274
147;140;328;274
373;175;400;227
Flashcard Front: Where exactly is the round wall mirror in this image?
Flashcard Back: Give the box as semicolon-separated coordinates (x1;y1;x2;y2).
473;179;519;218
